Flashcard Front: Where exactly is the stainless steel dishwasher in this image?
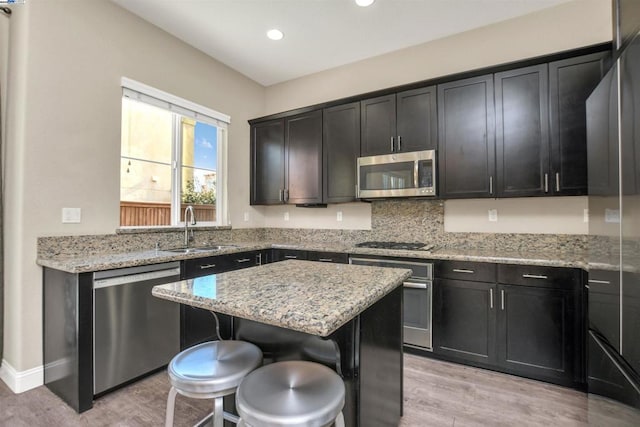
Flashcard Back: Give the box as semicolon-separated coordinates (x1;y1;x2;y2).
93;262;181;394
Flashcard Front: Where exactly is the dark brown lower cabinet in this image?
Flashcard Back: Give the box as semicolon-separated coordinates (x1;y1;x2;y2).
433;263;583;388
497;284;575;384
433;278;497;366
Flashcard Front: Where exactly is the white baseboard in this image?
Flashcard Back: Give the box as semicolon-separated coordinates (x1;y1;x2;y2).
0;359;43;393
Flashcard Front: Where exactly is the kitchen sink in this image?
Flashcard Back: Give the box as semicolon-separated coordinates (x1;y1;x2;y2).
165;245;238;254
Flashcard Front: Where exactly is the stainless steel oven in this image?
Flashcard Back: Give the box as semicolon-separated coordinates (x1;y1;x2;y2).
357;149;436;199
349;257;433;351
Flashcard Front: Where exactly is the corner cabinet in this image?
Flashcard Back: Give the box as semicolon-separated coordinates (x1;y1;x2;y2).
250;119;285;205
360;86;437;157
438;75;496;198
250;110;323;205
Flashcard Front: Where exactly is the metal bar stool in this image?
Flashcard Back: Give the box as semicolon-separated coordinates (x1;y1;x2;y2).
165;339;263;427
235;360;346;427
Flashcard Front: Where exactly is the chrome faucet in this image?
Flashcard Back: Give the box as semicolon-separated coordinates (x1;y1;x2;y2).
184;205;196;247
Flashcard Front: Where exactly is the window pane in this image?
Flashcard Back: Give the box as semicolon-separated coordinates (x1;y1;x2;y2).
120;159;172;226
181;166;216;222
182;118;217;169
121;98;172;163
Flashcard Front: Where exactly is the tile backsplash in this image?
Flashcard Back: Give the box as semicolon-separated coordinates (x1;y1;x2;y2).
38;199;587;258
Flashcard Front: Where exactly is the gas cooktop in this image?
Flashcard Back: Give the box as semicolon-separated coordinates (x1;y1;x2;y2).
355;241;435;251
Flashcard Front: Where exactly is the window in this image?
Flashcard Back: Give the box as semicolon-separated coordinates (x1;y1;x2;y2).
119;78;229;227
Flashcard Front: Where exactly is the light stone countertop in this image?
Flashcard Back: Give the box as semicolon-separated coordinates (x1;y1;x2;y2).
151;259;412;337
36;240;590;273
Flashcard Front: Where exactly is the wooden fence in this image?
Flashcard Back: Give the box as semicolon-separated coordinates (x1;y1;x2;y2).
120;201;216;226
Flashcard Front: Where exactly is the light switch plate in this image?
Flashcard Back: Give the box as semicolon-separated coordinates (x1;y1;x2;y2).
284;211;290;221
62;207;81;223
583;209;589;223
488;209;498;222
243;212;249;222
605;208;620;223
337;211;343;221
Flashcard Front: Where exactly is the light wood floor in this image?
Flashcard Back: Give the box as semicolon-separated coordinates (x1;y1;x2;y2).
2;355;640;426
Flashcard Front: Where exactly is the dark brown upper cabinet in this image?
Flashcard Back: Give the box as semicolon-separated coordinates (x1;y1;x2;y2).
360;87;437;157
250;119;285;205
250;110;322;205
549;52;608;196
323;102;360;203
495;64;550;197
438;74;496;199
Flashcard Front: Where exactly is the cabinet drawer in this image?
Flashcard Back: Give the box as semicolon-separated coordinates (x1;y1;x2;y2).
227;251;259;270
435;260;496;283
307;251;348;263
497;264;581;289
183;256;228;278
272;249;308;261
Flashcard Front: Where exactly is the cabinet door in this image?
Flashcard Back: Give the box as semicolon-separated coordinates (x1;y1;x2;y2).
285;110;323;204
251;119;285;205
549;52;607;195
323;102;360;203
495;65;549;197
438;75;496;198
587;63;620;196
396;86;437;152
433;278;497;365
497;284;574;384
360;94;396;156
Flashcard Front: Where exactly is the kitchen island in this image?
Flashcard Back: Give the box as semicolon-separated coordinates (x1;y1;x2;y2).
152;260;412;427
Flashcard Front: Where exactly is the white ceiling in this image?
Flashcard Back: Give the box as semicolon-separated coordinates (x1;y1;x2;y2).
111;0;571;86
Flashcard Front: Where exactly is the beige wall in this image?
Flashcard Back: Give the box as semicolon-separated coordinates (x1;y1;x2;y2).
3;0;265;374
261;0;611;231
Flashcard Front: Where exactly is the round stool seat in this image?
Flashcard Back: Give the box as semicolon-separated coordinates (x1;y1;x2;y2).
168;340;262;396
236;361;345;427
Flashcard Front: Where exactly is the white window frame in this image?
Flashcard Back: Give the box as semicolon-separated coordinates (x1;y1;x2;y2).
120;77;230;227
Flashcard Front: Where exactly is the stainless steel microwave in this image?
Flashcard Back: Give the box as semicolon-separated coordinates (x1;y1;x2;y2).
357;150;436;199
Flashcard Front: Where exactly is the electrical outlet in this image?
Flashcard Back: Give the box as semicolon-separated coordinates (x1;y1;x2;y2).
62;207;81;224
583;209;589;223
243;212;249;222
488;209;498;222
337;211;343;221
284;211;290;221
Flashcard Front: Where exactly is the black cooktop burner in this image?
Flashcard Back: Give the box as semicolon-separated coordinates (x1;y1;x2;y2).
355;241;435;251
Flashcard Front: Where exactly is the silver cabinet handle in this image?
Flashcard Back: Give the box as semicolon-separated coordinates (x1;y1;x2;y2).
489;288;494;309
588;279;612;285
555;172;560;192
403;282;428;289
397;135;402;151
489;176;493;195
256;253;262;266
318;258;333;262
284;255;298;259
199;264;216;270
453;268;474;274
390;136;395;152
501;289;505;310
235;258;251;263
544;173;549;193
279;189;283;202
284;189;289;202
522;274;548;280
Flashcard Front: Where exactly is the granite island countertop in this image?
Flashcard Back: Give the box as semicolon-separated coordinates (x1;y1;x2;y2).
36;240;590;273
151;259;412;336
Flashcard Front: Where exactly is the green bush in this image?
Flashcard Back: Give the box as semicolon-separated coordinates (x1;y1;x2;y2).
182;180;216;204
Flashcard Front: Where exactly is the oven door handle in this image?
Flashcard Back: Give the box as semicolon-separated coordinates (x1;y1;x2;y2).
403;282;428;289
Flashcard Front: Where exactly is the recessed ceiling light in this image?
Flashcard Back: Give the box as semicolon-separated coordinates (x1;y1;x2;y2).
355;0;375;7
267;29;284;41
